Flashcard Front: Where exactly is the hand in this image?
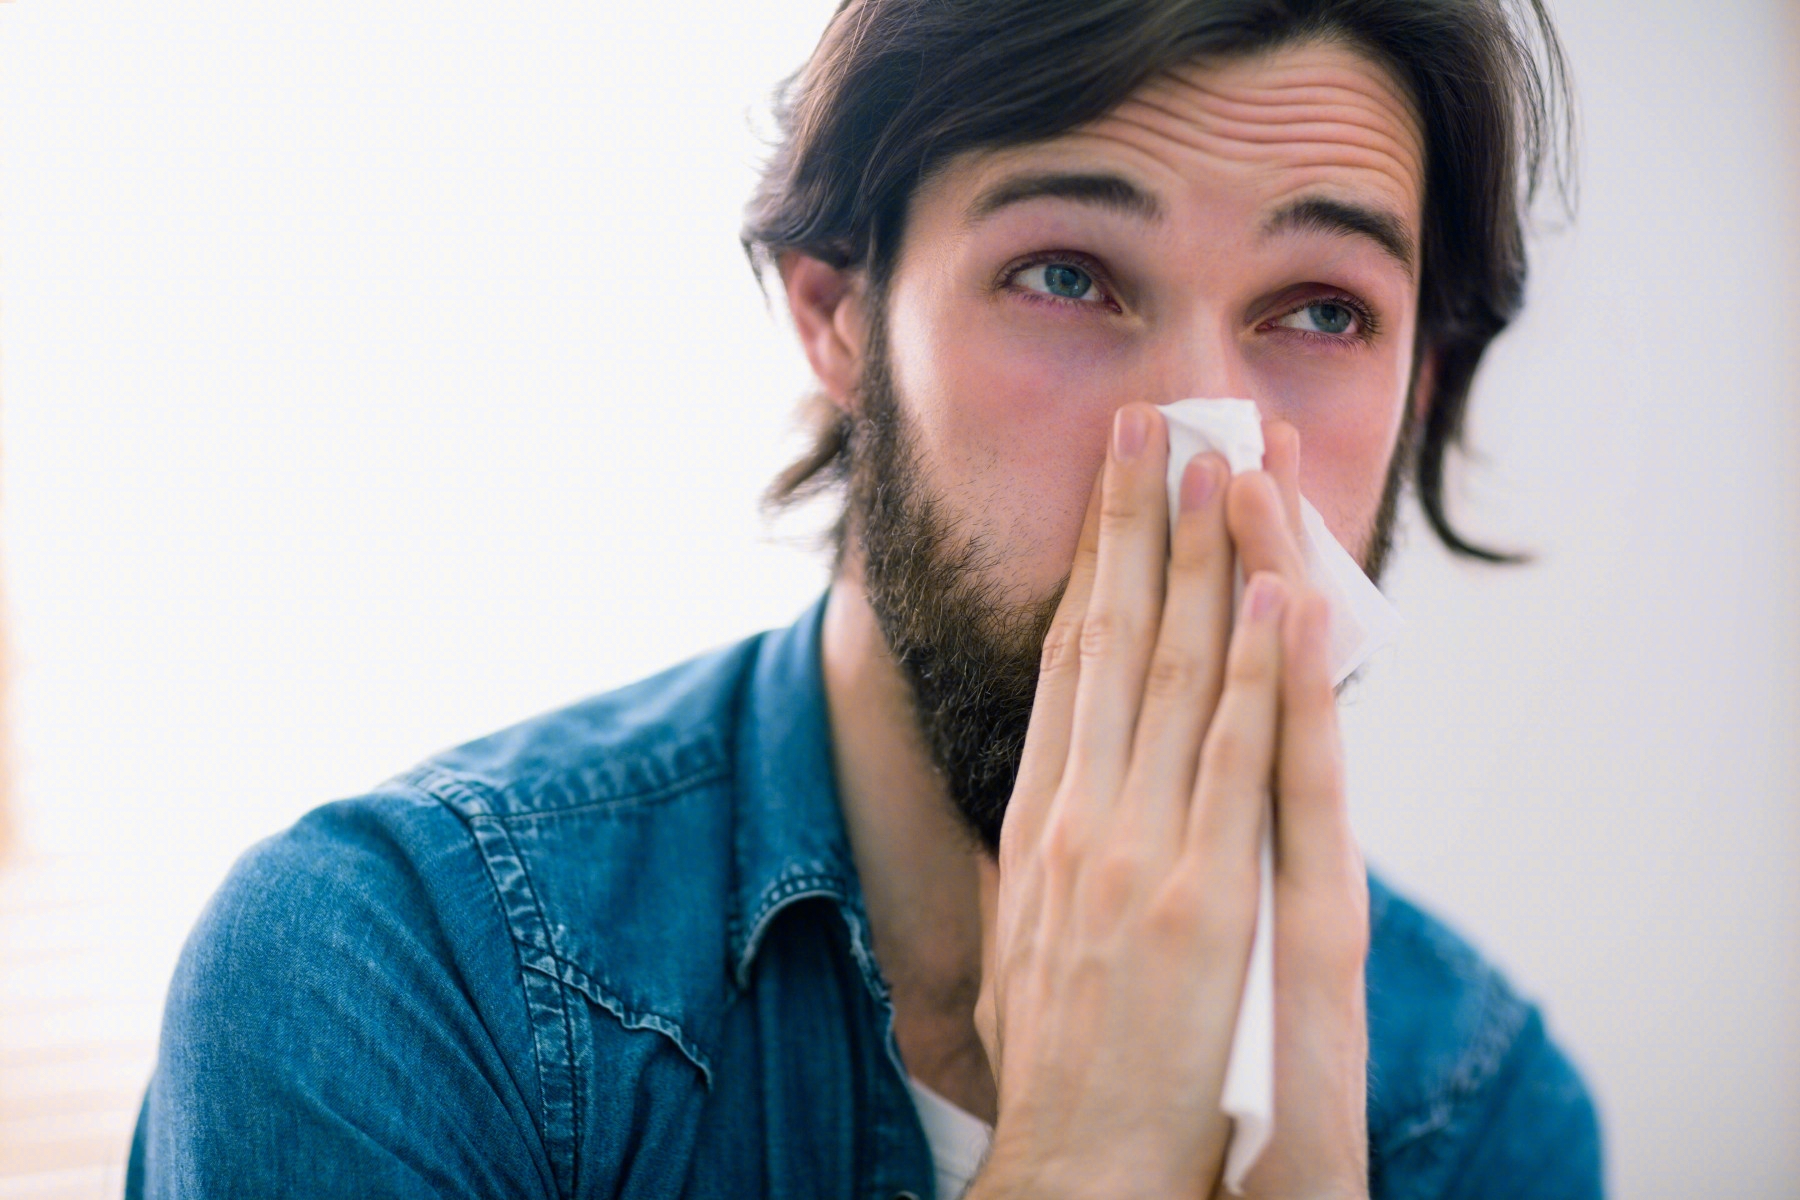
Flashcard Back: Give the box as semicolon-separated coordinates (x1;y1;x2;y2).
967;402;1370;1200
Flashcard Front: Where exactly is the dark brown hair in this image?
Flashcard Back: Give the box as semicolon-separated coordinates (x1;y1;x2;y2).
743;0;1574;567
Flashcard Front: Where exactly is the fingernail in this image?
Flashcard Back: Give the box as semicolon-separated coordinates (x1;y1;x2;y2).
1113;406;1147;461
1246;573;1286;622
1179;456;1218;512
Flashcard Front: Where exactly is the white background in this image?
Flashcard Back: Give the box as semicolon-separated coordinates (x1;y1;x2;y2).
2;0;1796;1195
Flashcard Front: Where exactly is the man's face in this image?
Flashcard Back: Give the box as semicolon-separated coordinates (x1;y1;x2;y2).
841;40;1427;854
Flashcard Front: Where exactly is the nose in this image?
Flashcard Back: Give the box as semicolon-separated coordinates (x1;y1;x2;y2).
1148;321;1254;406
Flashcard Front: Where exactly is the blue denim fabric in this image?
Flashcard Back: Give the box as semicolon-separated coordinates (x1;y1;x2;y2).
127;587;1604;1198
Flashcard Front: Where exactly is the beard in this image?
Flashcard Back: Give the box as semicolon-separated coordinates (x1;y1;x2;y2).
842;307;1414;858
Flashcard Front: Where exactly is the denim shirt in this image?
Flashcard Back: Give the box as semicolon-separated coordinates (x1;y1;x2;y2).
127;587;1604;1198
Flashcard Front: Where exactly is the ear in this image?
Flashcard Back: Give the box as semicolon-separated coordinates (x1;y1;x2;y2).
779;251;869;415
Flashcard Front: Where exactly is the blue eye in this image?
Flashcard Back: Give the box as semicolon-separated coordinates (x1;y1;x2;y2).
1017;261;1097;301
1276;301;1357;336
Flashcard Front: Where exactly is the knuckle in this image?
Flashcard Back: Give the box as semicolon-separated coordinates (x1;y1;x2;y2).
1224;633;1275;687
1039;811;1088;876
1069;536;1100;578
1201;724;1252;776
1169;521;1223;568
1145;862;1260;946
1098;487;1143;532
1142;873;1205;941
1143;646;1208;701
1038;621;1080;677
1077;607;1143;661
1083;849;1146;910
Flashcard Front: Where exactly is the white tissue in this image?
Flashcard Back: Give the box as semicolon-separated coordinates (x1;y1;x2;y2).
1157;399;1403;1193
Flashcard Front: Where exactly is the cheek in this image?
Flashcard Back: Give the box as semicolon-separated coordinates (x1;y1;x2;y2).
1268;373;1406;550
886;285;1127;596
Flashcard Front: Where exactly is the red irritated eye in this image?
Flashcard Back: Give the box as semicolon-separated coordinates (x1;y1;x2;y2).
1018;262;1100;301
1279;301;1353;334
1264;294;1379;345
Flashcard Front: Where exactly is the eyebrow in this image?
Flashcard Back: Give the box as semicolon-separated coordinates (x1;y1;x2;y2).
966;173;1416;279
966;171;1164;225
1261;196;1416;279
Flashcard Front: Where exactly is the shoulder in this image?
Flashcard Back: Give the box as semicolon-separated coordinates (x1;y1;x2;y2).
270;628;772;1077
1365;870;1605;1198
392;631;774;1078
138;788;559;1195
166;786;513;1036
138;638;773;1196
414;632;763;815
181;610;761;1005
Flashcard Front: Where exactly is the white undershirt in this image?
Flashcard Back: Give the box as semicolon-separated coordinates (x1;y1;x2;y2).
905;1073;995;1200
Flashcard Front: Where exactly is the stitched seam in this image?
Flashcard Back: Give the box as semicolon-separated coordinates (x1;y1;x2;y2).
401;749;728;821
405;770;581;1200
731;873;850;991
509;828;584;1181
408;760;724;1100
522;956;716;1088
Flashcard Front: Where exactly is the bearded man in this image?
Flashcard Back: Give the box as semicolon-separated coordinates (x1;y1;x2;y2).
129;1;1602;1197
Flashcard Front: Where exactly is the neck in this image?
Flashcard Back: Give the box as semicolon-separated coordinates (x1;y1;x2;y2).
820;557;995;1119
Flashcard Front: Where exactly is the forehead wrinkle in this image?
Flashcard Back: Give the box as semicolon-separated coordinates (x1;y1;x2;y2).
1113;97;1418;173
1182;98;1418;156
1076;88;1421;217
1193;85;1418;126
1077;104;1419;207
1157;50;1422;123
1119;46;1424;179
1118;79;1418;162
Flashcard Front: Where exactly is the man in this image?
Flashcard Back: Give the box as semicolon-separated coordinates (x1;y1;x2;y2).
129;1;1602;1196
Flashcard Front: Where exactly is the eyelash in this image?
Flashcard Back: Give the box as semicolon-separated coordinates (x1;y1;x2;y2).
997;249;1382;347
999;250;1122;313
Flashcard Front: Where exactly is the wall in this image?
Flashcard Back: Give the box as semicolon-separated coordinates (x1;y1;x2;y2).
0;0;1793;1194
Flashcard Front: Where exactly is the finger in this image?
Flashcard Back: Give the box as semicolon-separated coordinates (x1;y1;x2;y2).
1185;571;1288;875
1057;402;1170;807
1117;451;1233;849
1273;592;1354;887
974;855;1002;1076
1261;418;1306;541
1004;468;1105;856
1227;469;1306;591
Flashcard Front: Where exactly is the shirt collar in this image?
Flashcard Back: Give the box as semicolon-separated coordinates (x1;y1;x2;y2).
728;584;877;992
